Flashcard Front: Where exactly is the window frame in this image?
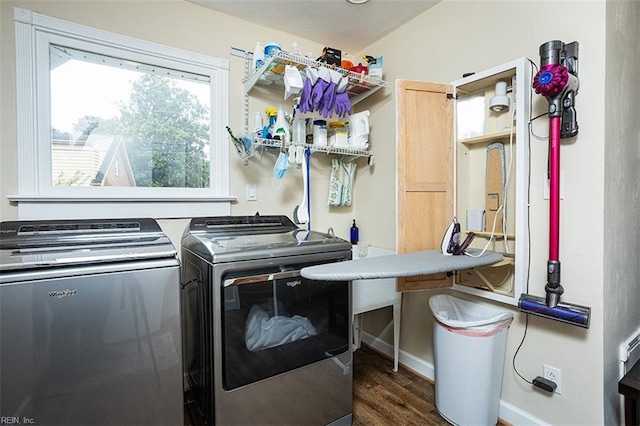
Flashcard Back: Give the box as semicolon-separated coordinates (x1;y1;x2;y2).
11;7;233;220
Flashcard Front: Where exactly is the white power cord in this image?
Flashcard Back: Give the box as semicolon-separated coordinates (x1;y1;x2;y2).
501;94;517;253
465;203;503;258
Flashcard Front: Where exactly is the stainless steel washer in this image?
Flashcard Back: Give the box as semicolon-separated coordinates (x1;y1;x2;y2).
0;218;183;425
181;215;353;425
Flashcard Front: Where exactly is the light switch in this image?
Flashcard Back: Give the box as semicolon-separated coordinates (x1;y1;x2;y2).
246;184;257;201
543;172;564;200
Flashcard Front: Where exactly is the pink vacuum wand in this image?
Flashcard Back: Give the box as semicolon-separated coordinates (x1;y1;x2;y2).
532;40;580;308
518;40;590;327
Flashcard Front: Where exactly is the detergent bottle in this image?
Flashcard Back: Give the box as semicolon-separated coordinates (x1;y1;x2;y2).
271;106;290;143
348;110;370;149
252;42;264;69
292;105;306;145
292;109;307;145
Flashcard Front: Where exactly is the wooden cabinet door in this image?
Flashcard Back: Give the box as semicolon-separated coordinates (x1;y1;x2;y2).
396;80;453;292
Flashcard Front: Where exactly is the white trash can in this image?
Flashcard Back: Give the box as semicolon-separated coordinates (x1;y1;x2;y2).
429;294;514;426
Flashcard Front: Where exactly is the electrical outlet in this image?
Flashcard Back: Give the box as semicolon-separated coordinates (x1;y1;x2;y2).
543;364;562;394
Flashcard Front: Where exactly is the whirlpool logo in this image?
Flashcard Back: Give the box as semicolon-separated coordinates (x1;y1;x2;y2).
286;279;302;288
48;289;77;299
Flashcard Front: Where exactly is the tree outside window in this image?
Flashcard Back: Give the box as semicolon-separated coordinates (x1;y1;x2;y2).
50;45;211;189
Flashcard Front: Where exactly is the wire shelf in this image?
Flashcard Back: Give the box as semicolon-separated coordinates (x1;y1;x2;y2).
244;50;387;106
254;138;371;158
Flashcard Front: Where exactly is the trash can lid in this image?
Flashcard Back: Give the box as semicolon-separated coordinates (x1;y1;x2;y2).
429;294;514;329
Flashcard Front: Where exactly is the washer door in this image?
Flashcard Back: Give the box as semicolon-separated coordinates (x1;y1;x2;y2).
222;267;349;390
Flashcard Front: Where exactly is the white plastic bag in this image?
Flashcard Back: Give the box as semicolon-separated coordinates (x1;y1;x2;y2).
429;294;513;335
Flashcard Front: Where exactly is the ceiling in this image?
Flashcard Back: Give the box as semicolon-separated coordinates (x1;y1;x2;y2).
187;0;441;54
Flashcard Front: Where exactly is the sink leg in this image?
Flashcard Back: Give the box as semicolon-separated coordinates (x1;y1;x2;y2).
393;302;401;372
353;313;363;351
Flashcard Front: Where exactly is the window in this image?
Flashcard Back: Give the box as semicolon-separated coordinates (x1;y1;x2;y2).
50;44;212;190
12;8;232;219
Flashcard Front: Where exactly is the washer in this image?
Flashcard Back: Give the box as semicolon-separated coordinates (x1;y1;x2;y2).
0;218;183;425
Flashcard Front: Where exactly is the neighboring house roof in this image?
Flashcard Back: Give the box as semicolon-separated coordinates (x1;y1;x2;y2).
91;136;136;187
51;134;136;187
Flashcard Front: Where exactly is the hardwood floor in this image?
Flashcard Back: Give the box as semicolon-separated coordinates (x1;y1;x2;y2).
185;344;450;425
352;344;450;426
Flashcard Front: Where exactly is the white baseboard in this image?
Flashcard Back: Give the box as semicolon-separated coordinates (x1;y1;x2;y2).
359;331;549;426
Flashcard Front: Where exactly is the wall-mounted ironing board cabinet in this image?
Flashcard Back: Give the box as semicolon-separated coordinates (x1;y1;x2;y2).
395;58;531;306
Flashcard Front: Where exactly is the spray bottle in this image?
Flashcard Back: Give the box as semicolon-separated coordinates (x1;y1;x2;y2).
263;107;278;139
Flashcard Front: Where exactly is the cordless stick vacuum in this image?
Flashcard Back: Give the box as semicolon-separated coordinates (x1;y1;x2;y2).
518;40;591;328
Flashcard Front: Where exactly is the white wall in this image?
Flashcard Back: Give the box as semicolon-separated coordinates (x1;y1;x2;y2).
603;0;640;424
360;0;610;424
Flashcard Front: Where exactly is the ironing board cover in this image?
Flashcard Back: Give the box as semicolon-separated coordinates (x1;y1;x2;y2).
300;249;503;281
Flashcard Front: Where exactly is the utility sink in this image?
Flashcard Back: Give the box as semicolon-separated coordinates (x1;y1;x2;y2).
351;246;402;372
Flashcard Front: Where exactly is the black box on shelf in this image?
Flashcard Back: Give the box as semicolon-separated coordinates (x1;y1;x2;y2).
320;47;341;66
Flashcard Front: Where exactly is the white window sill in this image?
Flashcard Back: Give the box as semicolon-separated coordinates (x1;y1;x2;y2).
8;194;237;220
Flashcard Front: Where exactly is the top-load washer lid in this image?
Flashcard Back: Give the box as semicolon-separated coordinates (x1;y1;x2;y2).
181;215;352;264
0;218;177;272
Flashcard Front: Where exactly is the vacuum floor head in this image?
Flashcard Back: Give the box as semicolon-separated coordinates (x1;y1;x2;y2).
518;294;590;328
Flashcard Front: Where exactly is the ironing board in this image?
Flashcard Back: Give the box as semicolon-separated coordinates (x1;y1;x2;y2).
301;249;503;281
302;248;502;373
485;142;505;232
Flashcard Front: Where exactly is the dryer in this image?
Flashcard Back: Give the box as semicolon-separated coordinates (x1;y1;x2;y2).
181;215;353;425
